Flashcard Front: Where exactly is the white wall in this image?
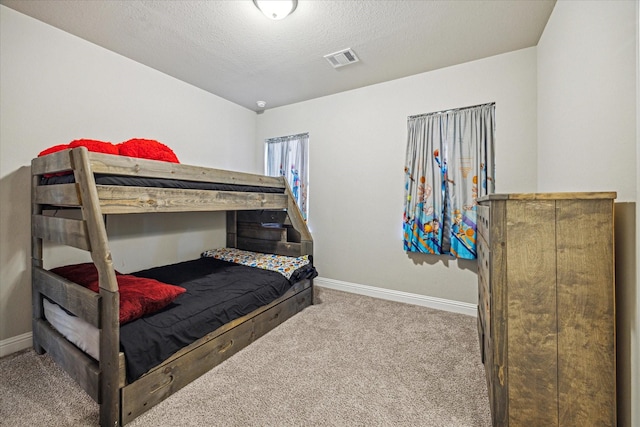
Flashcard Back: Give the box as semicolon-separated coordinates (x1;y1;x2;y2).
257;48;538;305
537;1;636;200
537;1;638;425
0;6;257;344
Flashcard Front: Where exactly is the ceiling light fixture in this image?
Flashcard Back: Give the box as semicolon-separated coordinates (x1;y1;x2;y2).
253;0;297;20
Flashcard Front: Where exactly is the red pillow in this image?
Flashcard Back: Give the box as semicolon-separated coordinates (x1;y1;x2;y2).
51;264;185;324
118;139;180;163
38;140;118;178
38;144;70;157
86;275;186;324
38;144;72;177
51;263;109;287
69;139;119;155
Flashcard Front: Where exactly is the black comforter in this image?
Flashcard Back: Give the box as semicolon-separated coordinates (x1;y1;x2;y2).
121;257;302;381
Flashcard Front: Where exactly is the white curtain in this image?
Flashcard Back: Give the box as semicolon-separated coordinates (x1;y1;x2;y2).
403;103;495;259
265;133;309;221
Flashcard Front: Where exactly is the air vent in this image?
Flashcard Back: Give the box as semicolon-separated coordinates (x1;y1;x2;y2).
324;48;359;69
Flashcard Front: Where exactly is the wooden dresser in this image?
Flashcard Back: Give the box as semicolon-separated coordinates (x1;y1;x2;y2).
476;192;616;427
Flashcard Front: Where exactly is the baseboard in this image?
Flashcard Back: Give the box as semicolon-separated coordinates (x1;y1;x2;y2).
0;332;32;358
314;277;477;317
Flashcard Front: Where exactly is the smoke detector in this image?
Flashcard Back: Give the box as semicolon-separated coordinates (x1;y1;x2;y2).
324;48;359;69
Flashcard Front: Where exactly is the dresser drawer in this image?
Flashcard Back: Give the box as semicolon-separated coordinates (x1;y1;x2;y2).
477;302;491;364
477;307;485;364
477;205;490;242
477;233;491;343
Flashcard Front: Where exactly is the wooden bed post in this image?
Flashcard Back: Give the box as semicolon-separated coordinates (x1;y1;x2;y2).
99;289;120;426
70;147;121;426
31;173;45;355
226;211;237;248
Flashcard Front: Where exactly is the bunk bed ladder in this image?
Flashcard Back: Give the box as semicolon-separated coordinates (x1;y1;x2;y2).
31;147;122;426
69;147;121;427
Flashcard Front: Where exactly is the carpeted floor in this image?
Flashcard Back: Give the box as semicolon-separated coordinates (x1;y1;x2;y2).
0;287;491;426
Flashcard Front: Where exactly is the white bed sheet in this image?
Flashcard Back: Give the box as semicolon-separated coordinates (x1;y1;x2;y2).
43;299;100;360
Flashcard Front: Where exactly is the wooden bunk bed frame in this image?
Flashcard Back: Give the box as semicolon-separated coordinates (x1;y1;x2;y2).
31;147;314;426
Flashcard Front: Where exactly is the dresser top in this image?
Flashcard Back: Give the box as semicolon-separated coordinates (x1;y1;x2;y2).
477;191;617;202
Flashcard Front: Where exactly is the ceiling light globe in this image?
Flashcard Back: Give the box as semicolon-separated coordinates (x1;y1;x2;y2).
253;0;297;21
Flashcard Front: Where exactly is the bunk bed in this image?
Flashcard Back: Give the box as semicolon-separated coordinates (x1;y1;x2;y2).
31;146;314;426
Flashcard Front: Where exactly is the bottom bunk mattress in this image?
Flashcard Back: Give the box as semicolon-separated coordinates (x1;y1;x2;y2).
45;255;316;382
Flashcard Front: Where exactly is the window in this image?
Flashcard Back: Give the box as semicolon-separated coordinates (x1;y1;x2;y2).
403;103;495;259
265;133;309;220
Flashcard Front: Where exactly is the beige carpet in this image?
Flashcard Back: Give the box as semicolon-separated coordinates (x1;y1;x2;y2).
0;287;491;426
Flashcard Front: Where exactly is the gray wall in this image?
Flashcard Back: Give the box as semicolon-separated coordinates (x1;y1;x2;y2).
257;47;538;305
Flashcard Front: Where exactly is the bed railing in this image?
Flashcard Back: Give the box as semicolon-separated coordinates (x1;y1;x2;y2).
32;148;290;214
31;147;284;187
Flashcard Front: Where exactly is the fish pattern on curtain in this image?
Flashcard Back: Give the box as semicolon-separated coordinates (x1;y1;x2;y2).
403;103;495;259
265;133;309;221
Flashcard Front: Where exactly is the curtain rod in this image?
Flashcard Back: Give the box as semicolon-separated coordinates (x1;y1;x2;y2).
265;132;309;143
408;102;495;120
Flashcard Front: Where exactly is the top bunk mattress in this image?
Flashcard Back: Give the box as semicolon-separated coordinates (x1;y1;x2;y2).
40;174;284;193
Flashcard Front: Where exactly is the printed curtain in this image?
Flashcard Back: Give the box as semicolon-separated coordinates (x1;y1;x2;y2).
265;133;309;221
403;103;495;259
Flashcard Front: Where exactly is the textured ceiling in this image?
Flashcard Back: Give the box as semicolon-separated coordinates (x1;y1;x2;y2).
1;0;555;111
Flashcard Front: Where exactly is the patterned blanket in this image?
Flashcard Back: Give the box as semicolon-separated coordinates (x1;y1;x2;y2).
201;248;312;280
